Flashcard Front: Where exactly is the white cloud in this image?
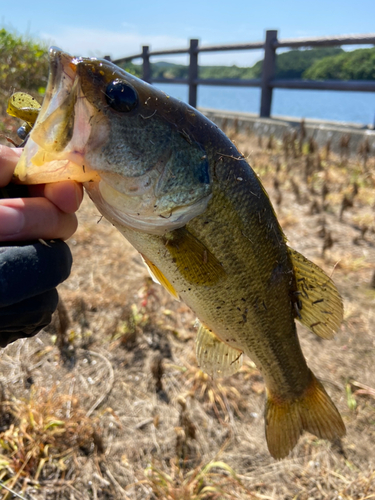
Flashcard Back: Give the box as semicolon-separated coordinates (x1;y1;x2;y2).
40;27;188;60
40;26;263;66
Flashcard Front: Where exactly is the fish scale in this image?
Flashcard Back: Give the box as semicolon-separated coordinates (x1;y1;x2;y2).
185;184;309;395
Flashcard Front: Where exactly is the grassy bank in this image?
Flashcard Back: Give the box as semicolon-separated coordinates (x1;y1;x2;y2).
0;118;374;498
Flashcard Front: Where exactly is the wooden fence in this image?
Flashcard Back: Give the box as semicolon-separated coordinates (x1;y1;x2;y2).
107;30;375;118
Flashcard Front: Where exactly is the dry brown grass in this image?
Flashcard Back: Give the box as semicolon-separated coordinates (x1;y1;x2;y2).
1;121;375;499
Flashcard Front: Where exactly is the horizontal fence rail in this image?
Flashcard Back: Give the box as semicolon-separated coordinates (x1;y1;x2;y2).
108;31;375;118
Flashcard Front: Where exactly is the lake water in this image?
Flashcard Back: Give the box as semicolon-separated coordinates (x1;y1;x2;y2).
154;83;375;127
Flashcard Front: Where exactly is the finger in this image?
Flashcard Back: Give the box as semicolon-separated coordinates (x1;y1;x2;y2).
29;181;84;214
0;146;23;186
0;197;78;241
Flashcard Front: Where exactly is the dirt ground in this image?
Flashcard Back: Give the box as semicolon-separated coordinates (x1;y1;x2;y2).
0;122;375;499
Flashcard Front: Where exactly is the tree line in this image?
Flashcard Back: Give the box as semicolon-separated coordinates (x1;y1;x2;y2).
122;46;375;81
1;27;374;109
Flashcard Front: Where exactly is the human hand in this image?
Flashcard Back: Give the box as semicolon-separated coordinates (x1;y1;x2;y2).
0;241;72;347
0;145;83;346
0;145;83;241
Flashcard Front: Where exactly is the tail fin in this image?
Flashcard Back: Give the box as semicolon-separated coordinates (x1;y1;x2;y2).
265;371;345;459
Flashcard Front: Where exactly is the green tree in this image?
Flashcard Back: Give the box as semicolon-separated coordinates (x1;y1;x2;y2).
119;61;142;78
142;47;345;82
251;47;344;79
199;65;254;79
152;62;188;79
113;47;375;83
0;29;49;110
304;47;375;80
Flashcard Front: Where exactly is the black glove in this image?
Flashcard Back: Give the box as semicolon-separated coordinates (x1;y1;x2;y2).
0;240;72;347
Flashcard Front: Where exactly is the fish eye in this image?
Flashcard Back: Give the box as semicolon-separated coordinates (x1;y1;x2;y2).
105;80;138;112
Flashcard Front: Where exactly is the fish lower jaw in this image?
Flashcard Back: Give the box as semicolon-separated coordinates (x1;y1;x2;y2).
14;149;101;184
85;181;212;236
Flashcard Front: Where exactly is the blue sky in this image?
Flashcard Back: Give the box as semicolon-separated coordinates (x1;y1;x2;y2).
2;0;375;66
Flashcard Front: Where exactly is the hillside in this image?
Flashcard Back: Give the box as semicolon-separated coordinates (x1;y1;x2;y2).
121;47;346;80
304;47;375;80
251;47;344;79
121;46;375;82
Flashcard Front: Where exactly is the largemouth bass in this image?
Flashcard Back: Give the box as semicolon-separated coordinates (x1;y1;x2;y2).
13;47;345;459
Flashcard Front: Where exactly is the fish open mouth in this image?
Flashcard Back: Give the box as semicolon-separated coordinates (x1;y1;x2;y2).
14;47;101;185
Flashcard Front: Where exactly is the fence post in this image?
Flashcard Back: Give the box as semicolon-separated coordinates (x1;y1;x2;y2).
260;30;278;118
188;39;199;107
142;45;151;83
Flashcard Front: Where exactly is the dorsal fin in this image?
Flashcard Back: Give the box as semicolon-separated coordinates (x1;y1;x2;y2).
288;247;343;339
195;322;243;378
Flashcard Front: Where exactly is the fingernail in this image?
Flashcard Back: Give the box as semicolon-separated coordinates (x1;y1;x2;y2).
0;206;25;236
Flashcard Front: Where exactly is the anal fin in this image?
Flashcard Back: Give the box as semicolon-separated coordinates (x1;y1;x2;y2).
265;369;345;459
196;322;243;378
141;255;180;300
288;247;343;339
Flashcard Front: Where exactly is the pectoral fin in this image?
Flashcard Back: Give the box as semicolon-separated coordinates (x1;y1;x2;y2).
196;323;243;378
164;227;226;286
288;247;343;339
141;255;180;300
